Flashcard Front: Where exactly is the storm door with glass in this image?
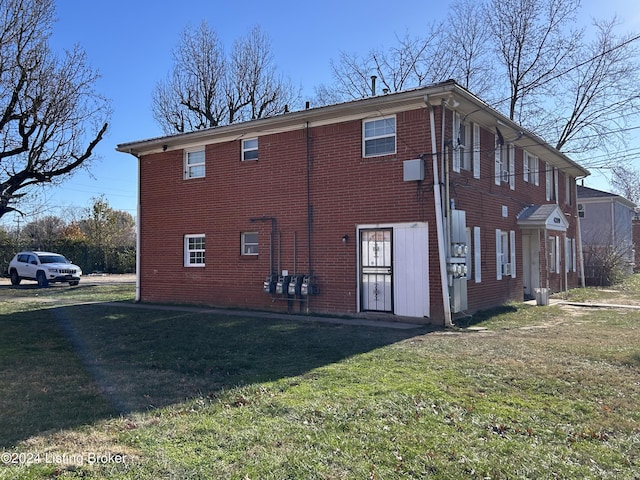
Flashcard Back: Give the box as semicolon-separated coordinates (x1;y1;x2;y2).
360;229;393;312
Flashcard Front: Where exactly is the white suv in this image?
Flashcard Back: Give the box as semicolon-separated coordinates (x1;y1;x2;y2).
8;251;82;287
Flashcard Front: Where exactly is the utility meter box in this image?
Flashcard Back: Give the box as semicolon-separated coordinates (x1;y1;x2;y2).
301;275;318;296
263;274;277;294
275;275;290;295
403;158;425;182
288;275;303;296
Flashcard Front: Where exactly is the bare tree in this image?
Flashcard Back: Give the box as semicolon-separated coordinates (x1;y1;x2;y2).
228;27;299;123
153;23;299;134
445;0;493;98
583;235;634;286
487;0;583;123
316;26;451;104
543;18;640;154
610;164;640;205
0;0;110;219
318;0;640;164
152;21;227;133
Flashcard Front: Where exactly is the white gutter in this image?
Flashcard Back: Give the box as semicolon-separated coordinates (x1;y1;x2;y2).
129;148;141;302
425;95;453;327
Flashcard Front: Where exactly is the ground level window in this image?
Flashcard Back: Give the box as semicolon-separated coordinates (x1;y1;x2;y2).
496;229;516;279
549;236;559;273
241;232;259;255
185;234;205;266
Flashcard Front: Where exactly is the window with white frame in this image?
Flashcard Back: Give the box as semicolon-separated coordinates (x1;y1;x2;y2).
184;149;205;179
363;116;396;157
549;236;559;273
494;141;514;189
546;165;558;202
465;227;473;280
494;136;503;186
508;144;515;190
474;226;481;282
473;124;480;179
184;234;205;267
565;237;576;273
241;232;259;255
496;229;516;279
453;113;471;172
523;151;539;185
242;138;258;161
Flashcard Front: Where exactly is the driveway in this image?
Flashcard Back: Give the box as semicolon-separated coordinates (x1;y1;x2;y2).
0;273;136;287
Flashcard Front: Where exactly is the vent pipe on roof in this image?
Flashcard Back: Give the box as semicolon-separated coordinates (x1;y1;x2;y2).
370;75;377;96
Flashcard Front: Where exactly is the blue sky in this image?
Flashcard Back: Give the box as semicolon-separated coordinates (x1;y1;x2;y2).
7;0;640;225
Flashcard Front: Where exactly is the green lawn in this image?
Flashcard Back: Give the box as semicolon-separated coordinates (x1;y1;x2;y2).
0;280;639;479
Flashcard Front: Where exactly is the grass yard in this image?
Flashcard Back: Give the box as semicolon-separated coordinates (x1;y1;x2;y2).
0;279;639;479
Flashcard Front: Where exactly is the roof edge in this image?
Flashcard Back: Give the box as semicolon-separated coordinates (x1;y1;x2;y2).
116;80;589;178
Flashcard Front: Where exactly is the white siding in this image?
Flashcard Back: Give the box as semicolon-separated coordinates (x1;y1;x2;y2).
393;223;430;318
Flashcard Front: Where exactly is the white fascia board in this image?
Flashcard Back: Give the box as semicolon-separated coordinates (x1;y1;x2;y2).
116;89;433;157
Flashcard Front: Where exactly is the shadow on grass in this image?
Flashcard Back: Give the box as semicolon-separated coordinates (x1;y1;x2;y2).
0;303;423;448
454;304;520;328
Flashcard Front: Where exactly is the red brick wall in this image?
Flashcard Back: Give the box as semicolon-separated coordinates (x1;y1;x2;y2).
138;105;581;323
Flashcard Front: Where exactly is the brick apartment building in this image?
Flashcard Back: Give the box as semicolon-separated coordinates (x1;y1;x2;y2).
117;80;589;326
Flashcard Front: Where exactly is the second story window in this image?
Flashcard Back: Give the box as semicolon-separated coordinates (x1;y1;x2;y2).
495;141;515;189
184;149;205;179
453;113;471;172
363;116;396;157
546;164;558;202
242;138;258;161
523;151;539;185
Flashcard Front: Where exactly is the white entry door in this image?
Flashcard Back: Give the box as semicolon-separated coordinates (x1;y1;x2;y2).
522;232;540;299
393;223;429;318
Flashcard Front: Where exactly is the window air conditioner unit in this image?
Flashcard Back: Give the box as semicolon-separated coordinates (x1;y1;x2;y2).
501;170;510;183
502;263;512;276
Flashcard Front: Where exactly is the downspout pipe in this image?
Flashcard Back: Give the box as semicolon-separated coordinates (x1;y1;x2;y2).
575;178;586;288
425;95;453;327
306;122;313;275
563;231;568;299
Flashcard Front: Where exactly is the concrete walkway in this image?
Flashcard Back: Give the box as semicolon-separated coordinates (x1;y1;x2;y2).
526;298;640;310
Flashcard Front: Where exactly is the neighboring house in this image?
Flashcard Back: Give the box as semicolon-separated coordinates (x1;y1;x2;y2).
577;185;636;283
117;80;589;326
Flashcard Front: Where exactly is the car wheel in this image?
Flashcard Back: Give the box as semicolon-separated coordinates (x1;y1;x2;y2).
69;281;79;286
10;269;21;286
36;271;49;288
